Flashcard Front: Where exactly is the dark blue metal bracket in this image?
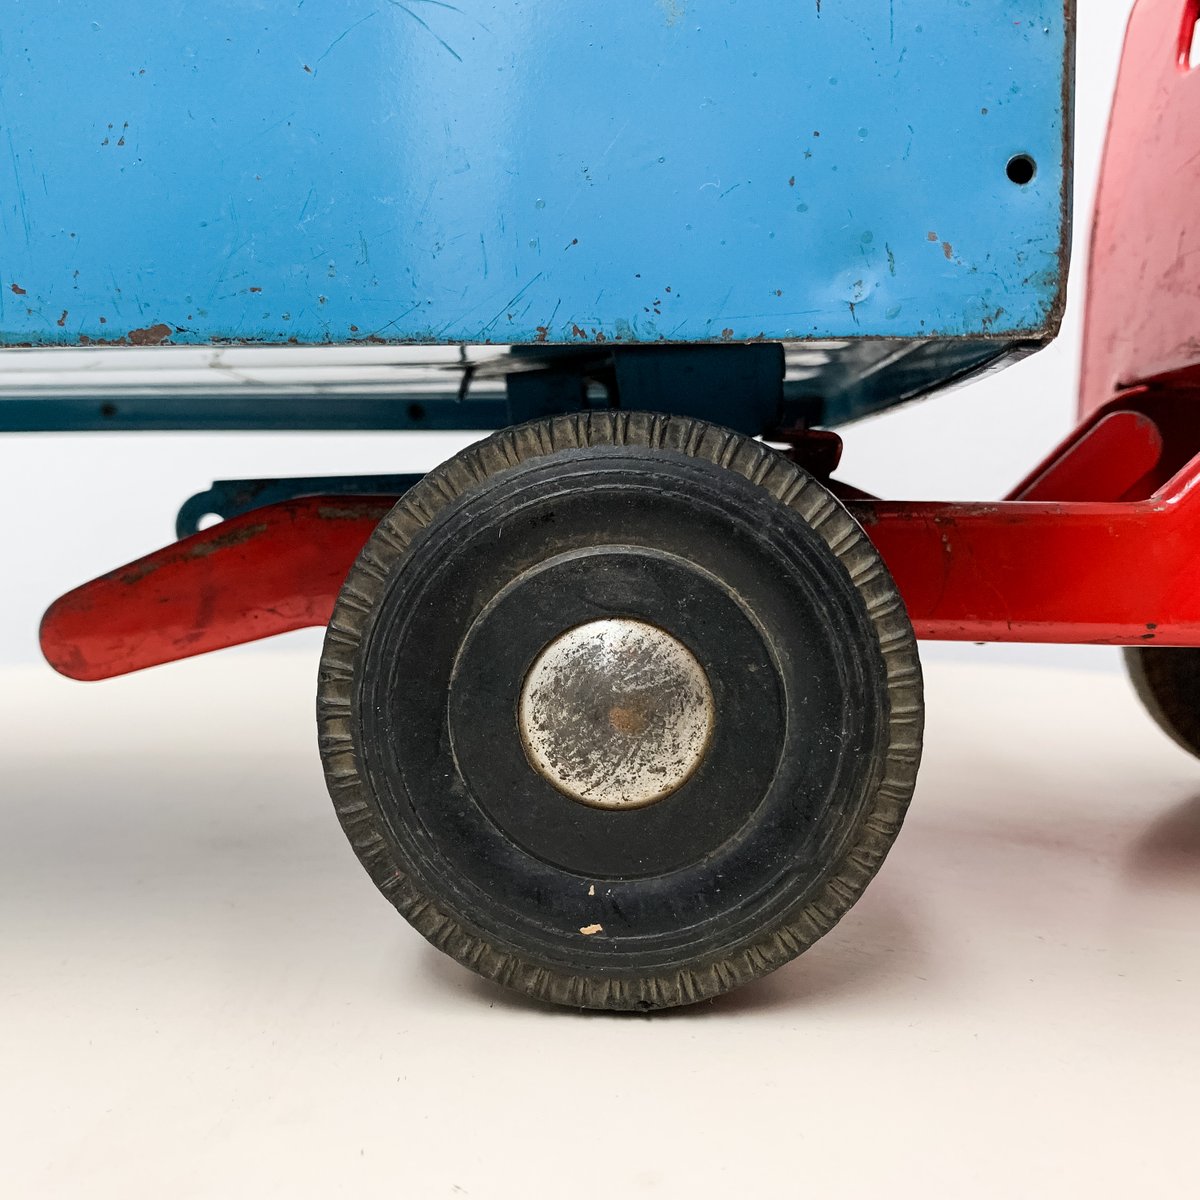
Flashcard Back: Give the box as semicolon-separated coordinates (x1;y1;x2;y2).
0;393;510;434
504;344;789;434
170;345;794;536
176;474;421;539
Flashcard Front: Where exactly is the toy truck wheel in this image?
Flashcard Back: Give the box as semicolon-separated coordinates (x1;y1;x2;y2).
316;413;923;1010
1124;648;1200;760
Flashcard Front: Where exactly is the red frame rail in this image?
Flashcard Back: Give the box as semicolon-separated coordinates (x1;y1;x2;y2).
38;391;1200;681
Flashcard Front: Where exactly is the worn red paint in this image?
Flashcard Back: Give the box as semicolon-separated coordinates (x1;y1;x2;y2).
41;498;395;681
1007;404;1162;502
41;416;1200;682
1081;0;1200;417
36;406;1200;679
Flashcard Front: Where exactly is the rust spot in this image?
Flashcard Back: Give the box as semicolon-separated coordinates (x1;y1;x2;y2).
315;503;391;521
349;324;359;332
775;289;783;297
942;241;954;260
303;64;313;73
608;705;648;737
128;322;172;345
788;175;795;187
186;522;268;558
720;327;734;339
10;283;26;295
118;560;159;585
595;330;607;342
56;310;68;327
535;325;549;342
249;286;262;294
571;323;587;338
99;316;107;324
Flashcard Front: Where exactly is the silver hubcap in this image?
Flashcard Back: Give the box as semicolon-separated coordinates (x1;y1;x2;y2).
518;618;714;810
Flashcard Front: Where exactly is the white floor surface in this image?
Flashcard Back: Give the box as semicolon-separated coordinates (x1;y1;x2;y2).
2;647;1197;1198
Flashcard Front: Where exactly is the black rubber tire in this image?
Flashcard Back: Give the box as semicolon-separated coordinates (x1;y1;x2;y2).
1125;647;1200;759
317;412;923;1010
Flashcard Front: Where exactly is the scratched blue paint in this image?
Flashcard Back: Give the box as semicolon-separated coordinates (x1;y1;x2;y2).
0;1;1071;347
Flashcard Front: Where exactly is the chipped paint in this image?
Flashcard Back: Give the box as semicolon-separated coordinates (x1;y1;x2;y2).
657;0;686;25
579;924;603;936
128;323;172;345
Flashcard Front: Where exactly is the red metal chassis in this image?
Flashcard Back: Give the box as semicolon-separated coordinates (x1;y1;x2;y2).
38;0;1200;681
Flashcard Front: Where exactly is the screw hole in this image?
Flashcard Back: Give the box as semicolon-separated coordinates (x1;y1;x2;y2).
1006;154;1037;187
99;402;118;419
407;402;426;422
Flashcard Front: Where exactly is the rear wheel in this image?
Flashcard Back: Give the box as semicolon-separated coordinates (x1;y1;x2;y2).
317;412;923;1010
1124;647;1200;759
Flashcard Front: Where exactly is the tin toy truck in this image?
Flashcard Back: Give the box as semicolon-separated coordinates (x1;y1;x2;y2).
5;1;1196;1010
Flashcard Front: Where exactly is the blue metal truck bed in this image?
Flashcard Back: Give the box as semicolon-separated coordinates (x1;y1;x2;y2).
0;1;1073;430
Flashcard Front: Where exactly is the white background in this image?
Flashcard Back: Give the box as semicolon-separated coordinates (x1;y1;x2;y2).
10;5;1200;1199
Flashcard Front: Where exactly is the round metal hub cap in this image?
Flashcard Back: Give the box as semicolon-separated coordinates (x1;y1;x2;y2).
518;618;715;810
